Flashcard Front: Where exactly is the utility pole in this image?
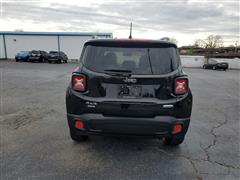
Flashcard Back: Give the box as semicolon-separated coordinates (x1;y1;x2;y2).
235;41;238;53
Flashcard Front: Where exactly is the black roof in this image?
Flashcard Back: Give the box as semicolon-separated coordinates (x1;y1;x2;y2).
85;39;177;48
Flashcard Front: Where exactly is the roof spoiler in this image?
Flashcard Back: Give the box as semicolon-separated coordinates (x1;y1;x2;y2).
160;37;170;41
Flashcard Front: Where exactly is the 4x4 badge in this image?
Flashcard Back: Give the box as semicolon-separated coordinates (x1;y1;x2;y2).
123;77;137;83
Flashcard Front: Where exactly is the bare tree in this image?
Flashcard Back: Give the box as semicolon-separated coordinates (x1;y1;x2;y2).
193;39;202;47
193;35;223;62
194;35;223;48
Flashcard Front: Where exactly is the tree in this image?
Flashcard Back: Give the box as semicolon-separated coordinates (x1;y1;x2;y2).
193;39;202;47
193;35;223;62
194;35;223;48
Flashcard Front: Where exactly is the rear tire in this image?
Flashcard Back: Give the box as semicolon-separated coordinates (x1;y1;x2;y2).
213;66;216;70
58;59;62;64
203;65;206;69
70;131;88;142
164;136;185;146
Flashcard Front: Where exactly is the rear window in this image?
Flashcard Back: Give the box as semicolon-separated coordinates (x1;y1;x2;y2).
18;51;28;55
31;50;40;54
49;51;59;54
82;45;179;75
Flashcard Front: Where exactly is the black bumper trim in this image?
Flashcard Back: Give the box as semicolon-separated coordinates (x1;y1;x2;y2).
67;113;190;137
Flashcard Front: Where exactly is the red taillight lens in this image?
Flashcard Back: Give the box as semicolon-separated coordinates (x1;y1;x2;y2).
172;124;182;134
175;78;188;95
75;119;84;129
72;74;86;92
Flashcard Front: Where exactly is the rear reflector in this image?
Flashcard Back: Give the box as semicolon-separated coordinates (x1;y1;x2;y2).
75;119;84;129
175;78;188;95
172;124;182;134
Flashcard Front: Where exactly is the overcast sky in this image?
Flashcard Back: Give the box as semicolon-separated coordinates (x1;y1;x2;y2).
0;0;239;46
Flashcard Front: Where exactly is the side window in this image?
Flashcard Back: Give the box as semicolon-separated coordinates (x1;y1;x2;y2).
81;46;91;64
174;49;180;68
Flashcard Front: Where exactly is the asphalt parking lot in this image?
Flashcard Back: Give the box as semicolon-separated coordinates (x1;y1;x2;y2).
0;60;239;180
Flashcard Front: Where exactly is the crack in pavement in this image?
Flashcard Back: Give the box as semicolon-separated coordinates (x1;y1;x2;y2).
155;106;240;179
203;108;228;151
157;148;203;180
157;146;239;180
199;107;240;173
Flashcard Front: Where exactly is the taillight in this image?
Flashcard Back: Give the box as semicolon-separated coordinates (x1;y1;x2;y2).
72;74;86;92
174;78;188;95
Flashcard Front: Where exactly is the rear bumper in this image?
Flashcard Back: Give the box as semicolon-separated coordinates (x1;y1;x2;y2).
15;57;28;61
48;58;59;61
29;57;41;61
217;65;228;69
67;113;190;138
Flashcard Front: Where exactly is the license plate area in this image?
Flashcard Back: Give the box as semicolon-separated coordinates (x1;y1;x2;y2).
118;85;142;98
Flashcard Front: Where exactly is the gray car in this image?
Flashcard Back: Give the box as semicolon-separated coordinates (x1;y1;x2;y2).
48;51;68;63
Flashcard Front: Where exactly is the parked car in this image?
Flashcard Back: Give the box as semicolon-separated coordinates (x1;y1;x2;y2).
203;59;229;70
15;51;29;62
66;39;193;146
29;50;48;63
48;51;68;63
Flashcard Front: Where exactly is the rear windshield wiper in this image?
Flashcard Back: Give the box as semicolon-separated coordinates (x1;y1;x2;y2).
147;48;154;75
104;69;132;77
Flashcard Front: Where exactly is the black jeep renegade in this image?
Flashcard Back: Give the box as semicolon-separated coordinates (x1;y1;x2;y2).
66;39;193;146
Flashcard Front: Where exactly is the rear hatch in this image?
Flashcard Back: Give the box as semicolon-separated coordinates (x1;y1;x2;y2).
49;51;59;59
219;62;228;67
30;50;41;57
76;41;182;117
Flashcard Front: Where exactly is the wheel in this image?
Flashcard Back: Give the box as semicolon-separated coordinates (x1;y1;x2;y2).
42;58;45;63
213;66;216;70
203;65;206;69
48;60;51;63
164;136;185;146
58;59;62;64
70;131;88;142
